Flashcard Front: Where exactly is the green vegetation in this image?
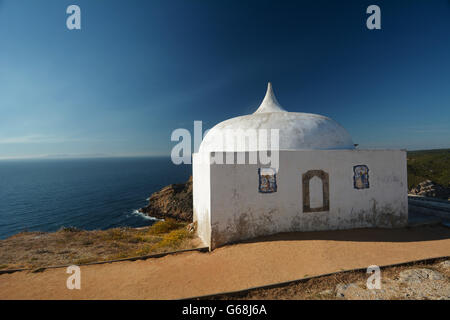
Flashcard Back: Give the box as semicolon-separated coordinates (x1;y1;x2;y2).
154;228;193;249
135;221;194;255
407;148;450;189
147;219;186;235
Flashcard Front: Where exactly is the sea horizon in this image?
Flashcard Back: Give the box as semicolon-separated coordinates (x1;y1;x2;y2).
0;154;172;162
0;157;192;239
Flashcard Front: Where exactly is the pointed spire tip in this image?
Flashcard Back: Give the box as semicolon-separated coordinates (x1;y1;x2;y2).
254;82;287;114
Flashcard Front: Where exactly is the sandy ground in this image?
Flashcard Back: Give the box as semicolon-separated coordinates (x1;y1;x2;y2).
0;226;449;300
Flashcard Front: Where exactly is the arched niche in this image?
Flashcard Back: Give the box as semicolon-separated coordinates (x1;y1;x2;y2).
302;170;330;213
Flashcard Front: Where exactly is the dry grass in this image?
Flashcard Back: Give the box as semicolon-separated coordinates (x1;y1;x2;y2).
0;219;200;270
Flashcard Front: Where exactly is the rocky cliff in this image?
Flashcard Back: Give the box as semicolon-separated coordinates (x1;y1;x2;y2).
409;180;450;200
139;176;193;222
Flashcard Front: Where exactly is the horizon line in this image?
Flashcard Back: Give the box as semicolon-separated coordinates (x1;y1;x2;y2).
0;146;449;161
0;153;171;161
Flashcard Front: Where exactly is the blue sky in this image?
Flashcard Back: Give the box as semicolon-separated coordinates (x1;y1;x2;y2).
0;0;449;159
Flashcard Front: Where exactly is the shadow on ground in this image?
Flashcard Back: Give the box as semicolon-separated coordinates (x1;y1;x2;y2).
238;225;450;245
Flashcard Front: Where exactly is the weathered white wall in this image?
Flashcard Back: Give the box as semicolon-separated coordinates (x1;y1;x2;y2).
192;153;212;248
194;149;408;249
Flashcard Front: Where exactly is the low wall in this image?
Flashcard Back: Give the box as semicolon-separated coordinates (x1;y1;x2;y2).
408;195;450;220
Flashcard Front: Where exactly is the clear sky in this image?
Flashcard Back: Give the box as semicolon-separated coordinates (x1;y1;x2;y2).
0;0;449;159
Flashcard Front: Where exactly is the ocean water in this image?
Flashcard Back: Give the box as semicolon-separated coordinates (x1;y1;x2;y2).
0;157;191;239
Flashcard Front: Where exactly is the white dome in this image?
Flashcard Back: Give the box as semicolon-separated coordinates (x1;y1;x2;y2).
199;83;355;153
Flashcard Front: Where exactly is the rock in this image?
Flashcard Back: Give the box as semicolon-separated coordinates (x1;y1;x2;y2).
438;260;450;270
335;283;358;298
409;180;450;200
318;289;333;296
187;221;197;233
139;176;193;222
398;268;444;283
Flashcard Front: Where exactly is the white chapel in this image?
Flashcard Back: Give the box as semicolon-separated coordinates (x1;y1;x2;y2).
193;83;408;249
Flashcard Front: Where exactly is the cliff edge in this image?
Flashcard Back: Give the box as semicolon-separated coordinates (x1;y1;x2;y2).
139;176;193;222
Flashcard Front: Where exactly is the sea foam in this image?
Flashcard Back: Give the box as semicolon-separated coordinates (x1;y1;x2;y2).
131;209;161;221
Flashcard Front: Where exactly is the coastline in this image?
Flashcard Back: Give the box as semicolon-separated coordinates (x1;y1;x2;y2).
0;157;192;239
0;219;200;271
139;176;193;222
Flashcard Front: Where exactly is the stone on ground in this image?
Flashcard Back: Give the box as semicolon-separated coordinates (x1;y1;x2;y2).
398;268;444;283
438;260;450;270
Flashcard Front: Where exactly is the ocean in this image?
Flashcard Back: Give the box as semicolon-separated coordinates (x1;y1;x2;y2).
0;157;191;239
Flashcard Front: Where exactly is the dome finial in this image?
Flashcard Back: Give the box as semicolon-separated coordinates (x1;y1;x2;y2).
254;82;287;113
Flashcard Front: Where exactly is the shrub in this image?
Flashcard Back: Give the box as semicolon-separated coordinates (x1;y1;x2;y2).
147;219;185;235
154;228;193;249
135;245;152;256
59;226;81;233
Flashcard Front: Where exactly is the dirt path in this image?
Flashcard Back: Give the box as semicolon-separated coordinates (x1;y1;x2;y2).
1;226;449;300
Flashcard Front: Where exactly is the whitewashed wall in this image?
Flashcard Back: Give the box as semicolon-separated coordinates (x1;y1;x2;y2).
194;150;407;249
192;153;212;247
